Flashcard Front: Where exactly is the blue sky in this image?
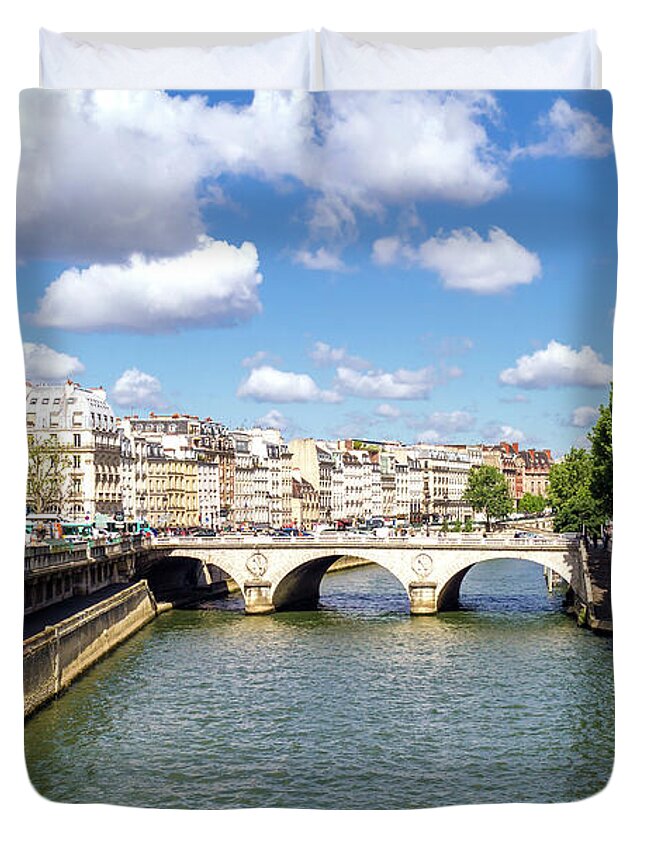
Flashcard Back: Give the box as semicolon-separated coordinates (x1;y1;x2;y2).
17;89;616;456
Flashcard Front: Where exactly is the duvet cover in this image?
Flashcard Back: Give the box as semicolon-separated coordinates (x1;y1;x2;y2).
19;88;615;810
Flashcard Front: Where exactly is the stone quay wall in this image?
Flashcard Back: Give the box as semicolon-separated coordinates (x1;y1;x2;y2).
23;580;162;718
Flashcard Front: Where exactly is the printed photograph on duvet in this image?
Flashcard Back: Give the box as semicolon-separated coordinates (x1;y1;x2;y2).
18;89;615;809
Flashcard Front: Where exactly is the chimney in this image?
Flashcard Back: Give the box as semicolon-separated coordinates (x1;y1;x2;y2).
512;442;519;453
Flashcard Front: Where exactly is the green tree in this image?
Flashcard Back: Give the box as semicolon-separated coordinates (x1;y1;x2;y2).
548;447;603;534
463;465;513;530
451;519;462;533
589;386;612;521
441;518;449;533
464;517;474;533
518;492;547;515
27;435;71;514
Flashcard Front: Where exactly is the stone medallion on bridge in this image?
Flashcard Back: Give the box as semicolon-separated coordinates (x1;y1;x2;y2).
246;552;268;578
412;552;434;578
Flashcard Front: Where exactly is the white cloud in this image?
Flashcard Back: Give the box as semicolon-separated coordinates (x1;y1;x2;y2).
500;341;612;389
482;423;527;444
32;237;262;333
372;236;404;267
18;89;311;262
18;89;508;263
23;342;84;381
335;365;437;400
237;365;341;404
112;368;164;409
310;341;371;370
414;410;475;443
373;227;541;294
513;98;613;160
292;247;348;271
241;351;280;369
571;405;599;428
315;91;507;208
255;409;292;432
375;403;401;419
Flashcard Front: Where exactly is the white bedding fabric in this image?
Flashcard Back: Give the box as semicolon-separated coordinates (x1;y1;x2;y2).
39;29;316;90
320;30;600;90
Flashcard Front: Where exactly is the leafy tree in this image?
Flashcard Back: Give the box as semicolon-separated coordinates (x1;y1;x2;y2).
451;519;462;533
463;465;513;530
27;435;71;514
548;447;603;534
441;518;450;533
518;492;547;515
589;386;612;521
464;517;474;533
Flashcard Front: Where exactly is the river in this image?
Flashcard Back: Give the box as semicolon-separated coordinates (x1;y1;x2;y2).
24;559;614;809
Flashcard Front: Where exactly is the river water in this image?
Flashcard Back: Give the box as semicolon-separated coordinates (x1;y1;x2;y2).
24;560;614;810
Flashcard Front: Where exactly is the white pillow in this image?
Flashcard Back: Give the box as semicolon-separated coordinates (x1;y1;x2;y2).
40;29;316;90
321;30;600;90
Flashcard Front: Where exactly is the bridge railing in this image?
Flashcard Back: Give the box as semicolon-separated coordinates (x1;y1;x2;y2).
153;532;578;548
24;533;150;574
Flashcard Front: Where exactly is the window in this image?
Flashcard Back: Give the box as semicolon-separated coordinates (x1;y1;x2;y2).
26;414;35;427
42;398;49;404
73;433;81;447
73;455;81;469
53;398;60;404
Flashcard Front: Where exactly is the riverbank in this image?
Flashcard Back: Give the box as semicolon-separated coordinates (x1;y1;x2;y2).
23;579;167;718
567;543;612;635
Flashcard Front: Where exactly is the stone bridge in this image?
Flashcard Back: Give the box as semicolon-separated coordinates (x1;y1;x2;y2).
137;535;582;615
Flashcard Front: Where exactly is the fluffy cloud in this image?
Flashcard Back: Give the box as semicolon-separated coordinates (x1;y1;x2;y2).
310;341;371;370
112;368;164;409
32;237;262;333
571;405;599;428
513;98;613;160
335;365;437;400
499;341;612;389
315;92;507;209
254;409;294;433
18;89;311;262
23;342;85;381
237;365;341;404
18;89;508;263
292;247;348;271
482;423;527;444
373;227;541;294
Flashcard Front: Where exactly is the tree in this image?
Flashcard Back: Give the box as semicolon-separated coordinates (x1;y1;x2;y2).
451;519;462;533
27;435;71;514
589;385;612;521
463;465;513;530
548;447;603;534
518;492;547;515
464;517;474;533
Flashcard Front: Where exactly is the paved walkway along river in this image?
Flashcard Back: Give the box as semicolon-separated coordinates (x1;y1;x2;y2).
24;559;614;810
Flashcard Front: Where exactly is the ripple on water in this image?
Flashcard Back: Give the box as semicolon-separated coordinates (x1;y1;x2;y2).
25;560;613;809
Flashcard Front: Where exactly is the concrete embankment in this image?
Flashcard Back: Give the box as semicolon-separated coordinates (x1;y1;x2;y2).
23;579;166;718
567;543;612;635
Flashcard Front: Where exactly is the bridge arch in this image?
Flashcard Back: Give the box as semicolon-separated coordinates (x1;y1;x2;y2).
136;553;230;602
434;556;564;611
272;554;411;611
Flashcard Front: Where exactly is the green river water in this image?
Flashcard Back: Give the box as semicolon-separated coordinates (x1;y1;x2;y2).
24;559;614;809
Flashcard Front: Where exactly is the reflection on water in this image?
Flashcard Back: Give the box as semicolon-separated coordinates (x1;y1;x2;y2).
24;560;614;809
